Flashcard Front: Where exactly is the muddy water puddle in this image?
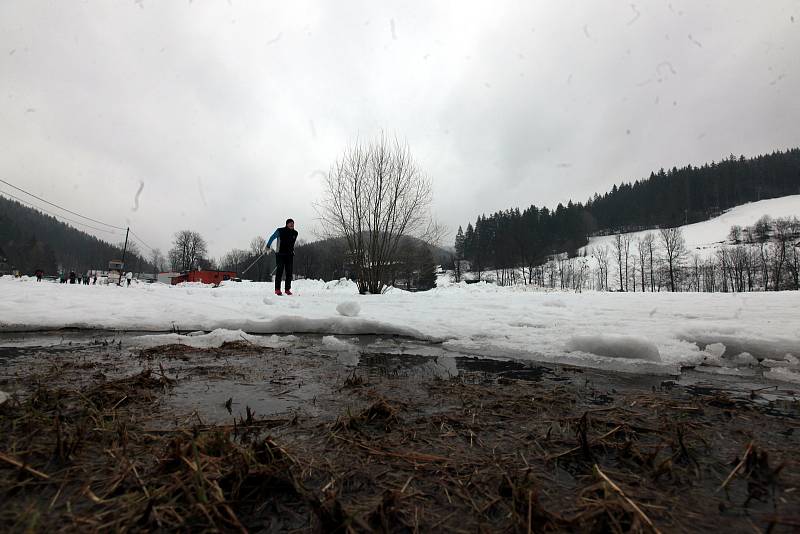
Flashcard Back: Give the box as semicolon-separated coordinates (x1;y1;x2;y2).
1;331;798;424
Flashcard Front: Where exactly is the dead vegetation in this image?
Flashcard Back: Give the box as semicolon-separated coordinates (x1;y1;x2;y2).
1;348;799;533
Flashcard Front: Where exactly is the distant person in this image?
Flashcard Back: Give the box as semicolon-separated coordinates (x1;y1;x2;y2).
93;273;97;285
126;271;133;287
35;269;43;282
69;271;76;284
266;218;298;296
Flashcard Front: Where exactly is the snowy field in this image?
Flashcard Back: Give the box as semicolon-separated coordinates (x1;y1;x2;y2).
581;195;800;258
2;275;799;381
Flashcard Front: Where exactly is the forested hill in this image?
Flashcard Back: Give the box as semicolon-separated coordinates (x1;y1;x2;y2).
457;148;800;267
587;148;800;231
0;195;150;275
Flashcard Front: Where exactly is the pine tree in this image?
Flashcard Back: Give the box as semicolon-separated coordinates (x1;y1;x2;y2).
454;226;465;259
464;223;475;263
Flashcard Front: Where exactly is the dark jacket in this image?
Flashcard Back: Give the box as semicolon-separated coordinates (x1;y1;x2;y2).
267;227;298;256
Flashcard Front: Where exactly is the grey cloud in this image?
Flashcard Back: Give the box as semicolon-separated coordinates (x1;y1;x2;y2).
1;1;798;257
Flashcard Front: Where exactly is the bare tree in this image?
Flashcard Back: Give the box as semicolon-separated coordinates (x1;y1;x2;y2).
117;239;141;260
150;248;166;273
219;248;249;273
641;232;656;292
636;238;647;291
752;215;772;289
658;227;687;292
169;230;208;272
573;257;589;292
249;236;270;281
612;232;629;291
727;225;743;244
787;237;800;290
316;134;439;294
771;217;799;290
593;245;610;291
623;234;632;291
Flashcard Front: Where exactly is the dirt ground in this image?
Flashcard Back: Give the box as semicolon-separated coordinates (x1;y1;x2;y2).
1;335;799;533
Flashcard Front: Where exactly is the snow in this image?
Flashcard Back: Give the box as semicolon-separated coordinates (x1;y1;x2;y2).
0;391;8;406
582;195;800;258
2;275;800;378
336;301;361;317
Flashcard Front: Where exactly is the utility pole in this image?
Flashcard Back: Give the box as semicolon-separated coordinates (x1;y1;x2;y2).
118;227;129;286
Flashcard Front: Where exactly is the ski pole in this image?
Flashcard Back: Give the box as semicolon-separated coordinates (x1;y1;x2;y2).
241;250;270;276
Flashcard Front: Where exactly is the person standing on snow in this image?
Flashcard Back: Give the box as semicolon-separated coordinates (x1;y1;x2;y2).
266;218;298;296
126;271;133;287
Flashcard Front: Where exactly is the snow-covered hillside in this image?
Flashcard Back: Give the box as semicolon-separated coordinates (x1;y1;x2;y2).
2;276;799;382
582;195;800;258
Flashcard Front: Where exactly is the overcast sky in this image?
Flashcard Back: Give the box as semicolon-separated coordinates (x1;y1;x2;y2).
1;1;798;258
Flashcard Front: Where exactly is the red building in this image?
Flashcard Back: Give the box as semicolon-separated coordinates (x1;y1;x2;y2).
170;270;237;286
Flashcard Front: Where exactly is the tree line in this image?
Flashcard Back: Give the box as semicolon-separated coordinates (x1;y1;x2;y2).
589;148;800;231
455;148;800;291
0;196;153;276
458;216;800;293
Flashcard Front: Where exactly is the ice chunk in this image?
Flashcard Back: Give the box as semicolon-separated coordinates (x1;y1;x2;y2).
129;329;295;349
732;352;757;366
701;342;727;366
322;335;354;350
336;301;361;317
762;354;800;370
566;334;661;362
764;366;800;384
681;333;800;362
705;343;726;358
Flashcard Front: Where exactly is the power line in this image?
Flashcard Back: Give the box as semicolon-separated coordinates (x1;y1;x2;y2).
0;177;161;260
0;177;127;230
0;189;120;235
130;229;156;254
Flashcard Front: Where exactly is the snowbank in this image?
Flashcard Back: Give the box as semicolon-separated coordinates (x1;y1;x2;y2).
2;276;799;378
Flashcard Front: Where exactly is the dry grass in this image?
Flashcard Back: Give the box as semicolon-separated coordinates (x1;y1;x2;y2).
1;348;799;533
